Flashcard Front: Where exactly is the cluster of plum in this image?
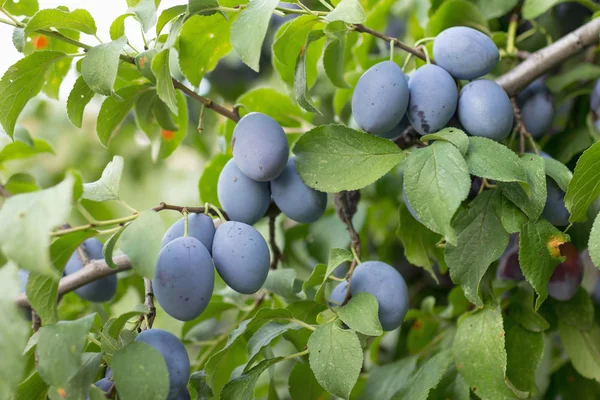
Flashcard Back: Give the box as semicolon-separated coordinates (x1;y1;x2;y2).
92;329;191;399
497;235;583;301
218;112;327;225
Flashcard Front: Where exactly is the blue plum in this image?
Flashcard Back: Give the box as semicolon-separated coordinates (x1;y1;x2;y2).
161;213;215;254
457;80;513;141
351;61;409;135
350;261;409;331
591;78;600;116
218;159;271;225
592;277;600;306
174;388;191;400
548;243;583;301
270;158;327;223
518;80;554;139
94;378;112;393
407;64;458;135
379;115;411;140
212;221;270;294
18;269;32;320
135;329;190;399
64;238;117;302
496;234;524;281
542;178;570;226
403;188;420;222
153;237;214;321
332;262;349;279
433;27;499;80
232;112;289;181
329;280;348;306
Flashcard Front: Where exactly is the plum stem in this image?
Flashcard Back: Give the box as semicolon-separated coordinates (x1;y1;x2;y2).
183;209;189;237
268;211;283;269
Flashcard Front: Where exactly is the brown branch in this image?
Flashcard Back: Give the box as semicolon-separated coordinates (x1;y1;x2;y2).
393;126;422;149
31;310;41;332
139;278;156;330
510;97;532;153
152;202;228;219
496;17;600;95
353;24;428;61
0;184;12;198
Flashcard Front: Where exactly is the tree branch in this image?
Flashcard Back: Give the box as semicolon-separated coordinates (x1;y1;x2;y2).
353;24;427;61
334;191;361;306
139;278;156;329
496;17;600;95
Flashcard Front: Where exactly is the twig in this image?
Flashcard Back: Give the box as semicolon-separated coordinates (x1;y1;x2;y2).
31;310;41;332
393;126;422;149
334;191;361;306
0;184;12;198
139;278;156;330
353;24;427;61
510;97;533;153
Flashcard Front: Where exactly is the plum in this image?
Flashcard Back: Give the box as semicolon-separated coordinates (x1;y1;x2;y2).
232;112;289;181
329;280;348;306
217;159;271;225
518;79;554;139
407;64;458;135
351;61;409;135
547;243;583;301
153;237;214;321
270;158;327;223
591;78;600;116
542;178;570;226
457;80;513;141
496;234;524;281
64;238;117;303
212;221;270;294
161;213;215;254
433;26;499;80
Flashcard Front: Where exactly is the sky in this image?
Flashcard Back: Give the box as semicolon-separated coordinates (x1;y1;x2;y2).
0;0;184;101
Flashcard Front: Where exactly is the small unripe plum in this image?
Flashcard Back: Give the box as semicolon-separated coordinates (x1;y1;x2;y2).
433;26;499;80
351;61;409;135
407;64;458;135
64;238;117;303
547;243;583;301
232;112;289;181
135;329;190;399
218;159;271;225
161;213;215;254
518;80;554;139
212;221;270;294
153;237;214;321
542;178;570;227
350;261;409;331
458;80;513;141
270;158;327;224
329;280;348;306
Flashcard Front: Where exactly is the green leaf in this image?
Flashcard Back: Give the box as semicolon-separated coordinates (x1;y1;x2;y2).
37;314;96;387
236;88;306;128
509;284;550;332
294;30;325;114
323;21;350;89
0;133;54;163
188;0;226;18
565;142;600;223
360;357;417;400
500;197;529;234
505;320;544;395
546;63;600;93
337;292;383;336
352;0;394;68
264;269;306;301
522;0;559;19
25;8;97;35
247;322;299;364
109;13;134;40
128;0;158;33
62;352;103;400
120;210;164;279
303;263;327;295
96;84;148;146
134;49;158;83
551;288;595;330
500;153;547;221
392;350;453;400
13;371;48;400
82;155;124;202
289;361;327;400
0;263;31;399
0;51;67;137
5;173;39;194
230;0;279;71
421;128;469;156
453;306;516;399
272;16;325;86
545;126;594;165
82;36;127;97
222;357;282;400
404;141;471;245
66;76;95;128
470;0;519;19
134;90;158;137
293;124;406;192
189;371;214;400
445;190;508;306
397;203;443;276
465;137;528;186
3;0;38;16
519;219;569;309
158;90;188;159
558;322;600;382
103;226;125;269
589;212;600;268
112;341;170;400
326;0;365;23
544;157;572;192
151;48;178;115
0;176;74;278
179;14;233;86
426;0;489;36
199;153;231;208
308;321;363;399
312;248;353;303
156;5;186;35
12;27;25;52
